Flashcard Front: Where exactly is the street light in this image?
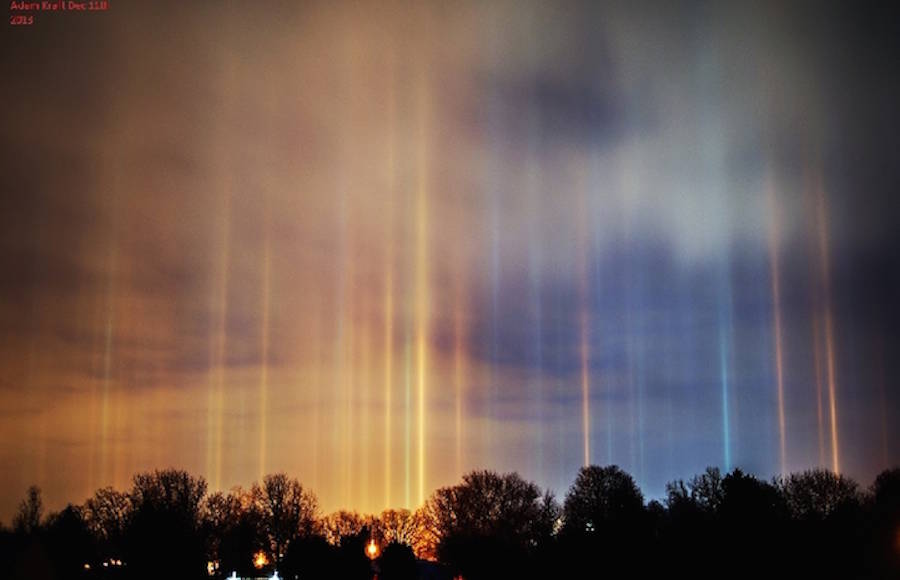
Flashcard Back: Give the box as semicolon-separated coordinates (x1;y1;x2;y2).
366;539;379;559
253;550;269;569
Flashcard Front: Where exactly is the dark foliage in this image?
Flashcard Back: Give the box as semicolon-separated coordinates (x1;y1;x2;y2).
428;470;559;579
379;541;418;580
1;465;898;579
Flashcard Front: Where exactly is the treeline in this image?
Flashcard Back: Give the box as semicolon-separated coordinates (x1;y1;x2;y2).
1;465;898;579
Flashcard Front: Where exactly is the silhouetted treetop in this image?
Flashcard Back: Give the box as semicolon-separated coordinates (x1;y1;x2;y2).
562;465;643;536
427;470;556;543
12;485;42;534
252;472;318;566
780;468;861;521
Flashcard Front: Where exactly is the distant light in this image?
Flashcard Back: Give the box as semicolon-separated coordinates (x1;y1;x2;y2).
229;573;238;580
270;572;280;580
208;560;220;575
585;521;595;533
253;550;269;569
366;539;379;559
83;563;91;570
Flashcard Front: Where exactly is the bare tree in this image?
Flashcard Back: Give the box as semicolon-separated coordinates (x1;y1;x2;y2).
322;510;372;546
252;473;318;566
377;508;425;547
83;487;131;558
779;469;860;520
13;485;43;534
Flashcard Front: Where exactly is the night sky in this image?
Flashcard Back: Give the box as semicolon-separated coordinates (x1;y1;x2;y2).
1;0;898;523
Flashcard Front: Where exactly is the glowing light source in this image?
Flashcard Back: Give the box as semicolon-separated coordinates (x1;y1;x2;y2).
814;176;841;474
366;538;380;560
253;550;269;569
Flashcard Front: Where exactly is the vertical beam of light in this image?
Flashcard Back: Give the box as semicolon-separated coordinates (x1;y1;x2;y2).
580;281;591;468
621;152;645;484
717;261;733;472
527;188;543;477
588;158;610;466
310;301;322;493
384;269;394;507
812;313;827;466
805;171;827;467
814;178;840;474
403;147;413;508
766;173;788;476
623;243;636;477
414;66;430;508
453;271;466;479
258;205;272;480
483;11;501;469
335;27;356;506
334;152;351;507
100;210;118;488
404;336;411;508
383;54;396;510
360;297;372;511
524;4;543;480
635;306;646;483
207;56;235;493
626;252;647;483
207;191;230;493
344;236;355;508
577;176;591;468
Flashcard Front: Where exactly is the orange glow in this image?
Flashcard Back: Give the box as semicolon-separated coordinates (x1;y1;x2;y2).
366;538;380;559
815;177;840;474
812;314;827;467
415;62;430;508
253;550;269;570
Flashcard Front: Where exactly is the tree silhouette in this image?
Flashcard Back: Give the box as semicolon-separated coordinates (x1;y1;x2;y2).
82;486;131;562
127;469;207;579
322;510;370;546
426;470;558;579
378;541;417;580
44;504;93;577
560;465;647;575
252;472;318;568
867;468;900;576
12;485;42;534
202;488;266;577
1;464;898;577
779;468;860;521
561;465;644;536
376;508;424;548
